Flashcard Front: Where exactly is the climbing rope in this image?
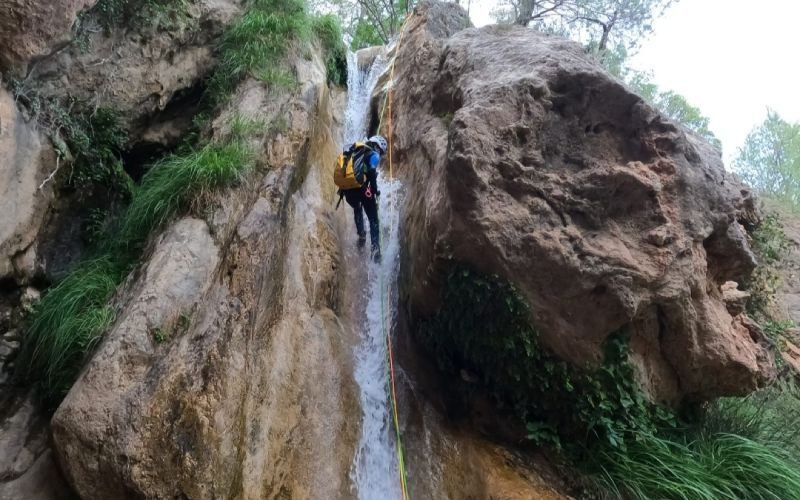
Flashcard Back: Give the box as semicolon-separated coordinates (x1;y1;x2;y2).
377;13;412;500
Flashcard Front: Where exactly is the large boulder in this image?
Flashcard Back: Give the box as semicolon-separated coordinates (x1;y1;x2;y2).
0;88;55;281
391;1;772;404
0;0;97;70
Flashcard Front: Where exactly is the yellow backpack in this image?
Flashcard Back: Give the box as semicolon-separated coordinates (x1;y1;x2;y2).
333;142;371;190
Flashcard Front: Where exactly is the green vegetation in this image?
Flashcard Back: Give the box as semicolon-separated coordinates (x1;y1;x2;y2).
418;267;674;453
419;265;800;499
312;14;348;87
734;111;800;210
17;126;256;406
6;78;132;196
15;258;123;404
82;0;191;33
118;141;254;250
207;0;347;103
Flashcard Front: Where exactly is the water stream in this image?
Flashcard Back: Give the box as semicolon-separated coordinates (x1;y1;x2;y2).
344;51;405;500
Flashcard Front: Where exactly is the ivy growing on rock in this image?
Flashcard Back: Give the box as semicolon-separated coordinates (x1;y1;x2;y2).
417;266;675;454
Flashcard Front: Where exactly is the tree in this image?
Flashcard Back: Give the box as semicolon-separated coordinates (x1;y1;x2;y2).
310;0;416;47
734;112;800;206
572;0;675;52
625;68;721;149
493;0;676;53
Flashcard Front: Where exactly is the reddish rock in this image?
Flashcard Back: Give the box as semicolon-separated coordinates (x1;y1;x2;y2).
390;0;773;403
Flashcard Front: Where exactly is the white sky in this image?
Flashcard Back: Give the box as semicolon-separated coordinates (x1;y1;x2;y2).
466;0;800;164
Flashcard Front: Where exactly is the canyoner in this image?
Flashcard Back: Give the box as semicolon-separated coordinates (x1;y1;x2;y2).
334;135;389;262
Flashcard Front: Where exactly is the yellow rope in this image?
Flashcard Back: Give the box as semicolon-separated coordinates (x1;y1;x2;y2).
377;13;411;500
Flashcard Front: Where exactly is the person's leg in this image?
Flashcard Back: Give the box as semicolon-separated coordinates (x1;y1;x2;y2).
344;190;366;246
362;195;380;260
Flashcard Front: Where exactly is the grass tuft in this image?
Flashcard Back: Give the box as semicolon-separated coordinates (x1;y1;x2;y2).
592;432;800;500
118;141;254;249
206;0;312;102
15;258;124;405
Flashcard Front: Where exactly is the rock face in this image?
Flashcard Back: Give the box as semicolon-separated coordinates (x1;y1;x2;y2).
391;1;772;403
27;0;241;140
0;88;55;281
51;50;362;499
0;392;72;499
0;0;97;70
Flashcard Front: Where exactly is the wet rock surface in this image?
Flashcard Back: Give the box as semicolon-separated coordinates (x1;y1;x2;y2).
389;1;772;404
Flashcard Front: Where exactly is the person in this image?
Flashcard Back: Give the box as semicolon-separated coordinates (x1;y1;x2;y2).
334;135;388;263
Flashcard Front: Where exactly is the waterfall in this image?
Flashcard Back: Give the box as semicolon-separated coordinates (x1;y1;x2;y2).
344;51;404;500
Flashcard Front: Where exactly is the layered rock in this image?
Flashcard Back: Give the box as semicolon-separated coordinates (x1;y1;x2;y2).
51;49;361;499
390;1;772;403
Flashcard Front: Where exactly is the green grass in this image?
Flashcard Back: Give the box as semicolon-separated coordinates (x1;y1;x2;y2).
591;432;800;500
206;0;312;102
585;380;800;499
118;140;254;249
312;14;348;87
15;258;124;405
17;134;254;405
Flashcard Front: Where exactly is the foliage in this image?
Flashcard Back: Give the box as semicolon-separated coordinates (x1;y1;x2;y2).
590;380;800;499
15;258;124;406
5;77;133;196
64;107;133;194
493;0;676;52
118;141;254;250
734;111;800;209
312;14;349;86
206;0;312;102
16;124;255;406
309;0;415;46
591;431;800;500
417;266;674;453
350;18;384;50
745;212;792;322
83;0;191;33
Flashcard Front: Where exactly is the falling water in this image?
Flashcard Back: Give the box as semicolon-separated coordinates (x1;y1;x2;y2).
344;51;405;499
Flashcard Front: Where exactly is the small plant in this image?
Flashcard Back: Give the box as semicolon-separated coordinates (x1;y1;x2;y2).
153;328;168;344
118;140;254;250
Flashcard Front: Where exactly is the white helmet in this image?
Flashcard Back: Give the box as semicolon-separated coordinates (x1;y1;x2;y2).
368;135;388;154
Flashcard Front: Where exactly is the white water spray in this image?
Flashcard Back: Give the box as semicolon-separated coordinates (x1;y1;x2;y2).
344;52;405;499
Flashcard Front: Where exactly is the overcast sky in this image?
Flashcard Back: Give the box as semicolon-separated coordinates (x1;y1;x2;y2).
467;0;800;165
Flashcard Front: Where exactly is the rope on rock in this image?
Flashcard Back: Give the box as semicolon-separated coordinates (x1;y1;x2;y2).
377;13;412;500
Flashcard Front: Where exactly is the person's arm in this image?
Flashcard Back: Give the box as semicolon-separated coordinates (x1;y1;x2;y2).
368;152;380;195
